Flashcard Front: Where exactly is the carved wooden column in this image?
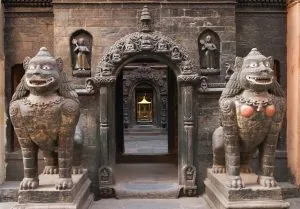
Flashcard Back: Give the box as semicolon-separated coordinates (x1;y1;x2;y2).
287;0;300;186
177;74;199;196
97;76;117;198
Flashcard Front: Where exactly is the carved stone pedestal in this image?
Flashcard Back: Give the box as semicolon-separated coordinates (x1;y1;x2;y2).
13;170;93;209
204;169;290;209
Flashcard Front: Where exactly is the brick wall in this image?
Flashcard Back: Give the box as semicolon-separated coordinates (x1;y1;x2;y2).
236;9;287;89
53;2;236;81
4;8;54;68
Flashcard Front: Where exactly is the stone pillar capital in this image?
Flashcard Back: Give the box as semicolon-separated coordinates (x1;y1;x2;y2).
92;76;117;87
177;74;200;85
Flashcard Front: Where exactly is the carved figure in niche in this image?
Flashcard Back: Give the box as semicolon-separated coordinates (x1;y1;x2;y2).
212;48;285;188
181;60;193;74
140;35;154;50
200;35;217;69
101;62;114;76
112;52;121;63
72;38;90;71
157;40;168;53
171;46;181;61
199;76;208;91
9;47;80;190
124;42;136;54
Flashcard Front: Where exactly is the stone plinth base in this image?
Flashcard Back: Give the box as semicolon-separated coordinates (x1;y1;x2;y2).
204;169;290;209
13;170;93;209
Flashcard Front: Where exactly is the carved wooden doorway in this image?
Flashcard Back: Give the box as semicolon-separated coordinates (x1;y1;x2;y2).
115;59;178;164
91;29;199;198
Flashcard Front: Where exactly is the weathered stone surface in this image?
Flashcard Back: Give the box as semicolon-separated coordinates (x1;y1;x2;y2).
13;170;93;209
0;181;19;202
18;171;89;203
212;48;285;189
204;169;290;209
9;47;81;191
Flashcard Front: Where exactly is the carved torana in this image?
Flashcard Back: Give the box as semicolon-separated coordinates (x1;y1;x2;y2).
94;30;196;80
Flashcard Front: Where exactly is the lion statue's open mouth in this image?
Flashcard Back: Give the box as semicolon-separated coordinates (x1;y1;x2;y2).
246;75;273;85
27;77;55;87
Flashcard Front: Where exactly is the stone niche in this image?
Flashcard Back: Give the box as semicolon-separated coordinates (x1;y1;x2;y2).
70;29;93;77
198;29;220;76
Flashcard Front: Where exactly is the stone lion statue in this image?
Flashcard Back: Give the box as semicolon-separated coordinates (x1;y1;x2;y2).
9;47;80;190
212;48;285;188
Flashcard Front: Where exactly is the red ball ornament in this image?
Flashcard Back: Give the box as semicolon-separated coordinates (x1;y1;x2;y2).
265;105;276;117
240;105;254;118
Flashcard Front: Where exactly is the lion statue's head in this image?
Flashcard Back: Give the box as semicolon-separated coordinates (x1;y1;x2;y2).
11;47;78;103
220;48;284;100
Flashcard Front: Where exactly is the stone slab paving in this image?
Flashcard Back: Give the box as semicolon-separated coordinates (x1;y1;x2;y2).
124;135;168;154
91;197;210;209
1;197;300;209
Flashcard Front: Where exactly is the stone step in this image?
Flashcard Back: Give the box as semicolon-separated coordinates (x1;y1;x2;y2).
114;182;180;199
279;182;300;199
0;181;19;202
124;127;167;136
124;125;167;134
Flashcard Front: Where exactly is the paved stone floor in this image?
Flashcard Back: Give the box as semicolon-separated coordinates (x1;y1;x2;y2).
2;197;300;209
91;197;210;209
124;134;168;154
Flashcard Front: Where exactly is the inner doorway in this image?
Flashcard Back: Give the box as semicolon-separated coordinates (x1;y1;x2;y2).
115;59;178;163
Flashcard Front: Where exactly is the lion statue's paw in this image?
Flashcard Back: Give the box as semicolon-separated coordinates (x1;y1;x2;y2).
20;178;39;190
227;176;244;189
56;178;73;190
72;166;84;174
212;165;226;174
43;166;58;175
258;176;277;188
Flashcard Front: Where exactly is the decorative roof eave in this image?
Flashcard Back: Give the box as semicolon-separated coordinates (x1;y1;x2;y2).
237;0;286;8
3;0;53;7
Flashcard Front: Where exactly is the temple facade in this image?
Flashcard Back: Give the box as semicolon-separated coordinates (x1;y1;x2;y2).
1;0;299;202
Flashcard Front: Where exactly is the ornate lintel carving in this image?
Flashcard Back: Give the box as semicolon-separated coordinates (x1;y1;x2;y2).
94;30;196;77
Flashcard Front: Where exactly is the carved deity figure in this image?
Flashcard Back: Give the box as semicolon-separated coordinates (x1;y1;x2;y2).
140;35;153;50
200;35;217;69
212;48;285;189
171;46;181;61
73;38;90;70
9;47;80;190
124;42;135;54
157;40;168;53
